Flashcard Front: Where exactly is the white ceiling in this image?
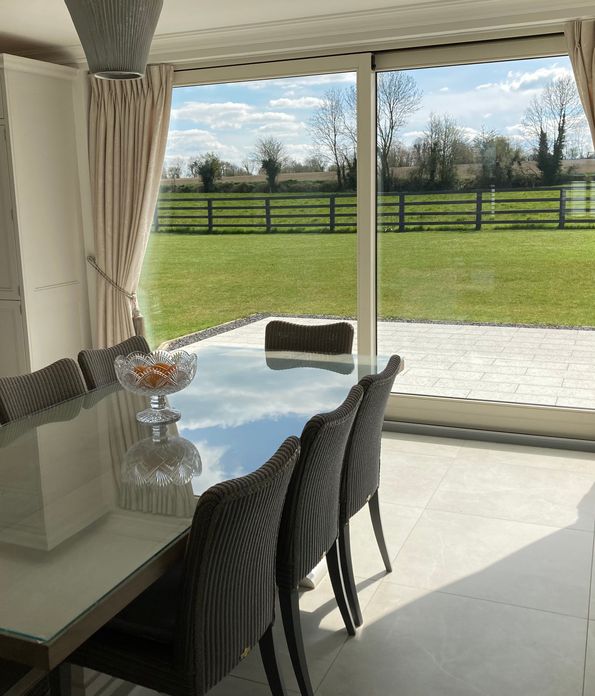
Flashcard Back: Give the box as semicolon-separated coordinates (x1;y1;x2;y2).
1;0;594;66
0;0;413;54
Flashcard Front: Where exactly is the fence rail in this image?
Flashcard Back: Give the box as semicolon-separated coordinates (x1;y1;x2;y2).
152;185;595;234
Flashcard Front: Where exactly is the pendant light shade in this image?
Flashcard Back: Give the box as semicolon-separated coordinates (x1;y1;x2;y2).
64;0;164;80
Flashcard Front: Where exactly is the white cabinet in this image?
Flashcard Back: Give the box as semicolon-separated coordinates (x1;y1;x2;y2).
0;54;91;376
0;300;26;377
0;125;19;299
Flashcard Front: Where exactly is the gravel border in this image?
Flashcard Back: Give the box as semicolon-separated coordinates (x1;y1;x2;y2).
162;312;595;350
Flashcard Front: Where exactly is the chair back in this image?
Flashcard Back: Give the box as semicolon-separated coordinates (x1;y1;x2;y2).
0;358;86;424
174;436;300;694
276;385;363;591
265;320;354;354
265;352;355;375
78;335;150;390
340;355;402;524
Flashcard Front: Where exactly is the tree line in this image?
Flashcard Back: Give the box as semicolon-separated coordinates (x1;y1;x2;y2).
164;73;590;194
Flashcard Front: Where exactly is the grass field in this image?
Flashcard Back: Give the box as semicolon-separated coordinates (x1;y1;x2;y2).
138;227;595;347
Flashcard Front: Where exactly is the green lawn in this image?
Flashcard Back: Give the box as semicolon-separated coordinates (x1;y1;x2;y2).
138;227;595;347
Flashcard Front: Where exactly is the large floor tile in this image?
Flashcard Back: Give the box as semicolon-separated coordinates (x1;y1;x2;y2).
457;440;595;476
231;575;380;692
379;454;450;507
79;672;299;696
428;460;595;530
317;584;586;696
584;621;595;696
347;502;423;578
381;431;464;459
112;676;298;696
390;510;592;617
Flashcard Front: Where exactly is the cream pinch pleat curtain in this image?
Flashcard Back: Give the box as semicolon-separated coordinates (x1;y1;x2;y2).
89;64;173;347
566;21;595;148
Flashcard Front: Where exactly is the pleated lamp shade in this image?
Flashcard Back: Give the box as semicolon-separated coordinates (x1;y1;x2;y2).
64;0;164;79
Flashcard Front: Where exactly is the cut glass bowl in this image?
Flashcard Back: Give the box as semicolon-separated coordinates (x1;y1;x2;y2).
115;349;197;425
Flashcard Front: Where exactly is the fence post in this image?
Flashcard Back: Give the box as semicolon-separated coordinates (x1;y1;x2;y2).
152;204;159;232
475;190;483;231
558;188;567;229
329;195;336;232
265;198;272;233
398;193;405;232
207;199;213;234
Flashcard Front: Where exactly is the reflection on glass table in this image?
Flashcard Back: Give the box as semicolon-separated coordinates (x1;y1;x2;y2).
120;425;200;517
0;344;387;654
265;350;355;374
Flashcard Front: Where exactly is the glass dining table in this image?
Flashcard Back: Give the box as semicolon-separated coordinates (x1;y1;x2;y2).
0;343;387;671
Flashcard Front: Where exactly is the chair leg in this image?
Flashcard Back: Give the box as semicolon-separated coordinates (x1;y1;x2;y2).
326;541;356;636
338;524;363;628
278;588;315;696
259;623;288;696
49;664;72;696
369;490;392;573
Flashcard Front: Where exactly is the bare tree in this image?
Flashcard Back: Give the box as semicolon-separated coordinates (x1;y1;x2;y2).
167;158;184;191
252;137;287;192
413;114;467;189
522;75;584;183
241;158;257;175
309;75;422;191
308;88;354;189
377;72;422;189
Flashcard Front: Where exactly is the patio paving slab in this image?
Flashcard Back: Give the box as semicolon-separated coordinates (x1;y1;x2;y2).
185;316;595;410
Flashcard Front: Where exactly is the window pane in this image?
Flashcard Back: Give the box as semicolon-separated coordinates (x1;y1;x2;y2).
377;56;595;409
139;73;357;348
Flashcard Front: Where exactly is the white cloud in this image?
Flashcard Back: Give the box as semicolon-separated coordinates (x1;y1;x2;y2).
171;100;299;131
254;122;306;134
475;65;573;94
461;126;481;139
284;142;315;160
269;96;325;108
439;87;449;92
165;128;240;157
282;73;356;90
403;130;425;140
505;123;526;133
482;112;492;119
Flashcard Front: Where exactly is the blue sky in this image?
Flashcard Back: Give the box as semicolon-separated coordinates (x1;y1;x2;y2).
165;55;589;170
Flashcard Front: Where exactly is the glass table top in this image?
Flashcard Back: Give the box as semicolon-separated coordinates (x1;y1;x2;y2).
0;344;387;645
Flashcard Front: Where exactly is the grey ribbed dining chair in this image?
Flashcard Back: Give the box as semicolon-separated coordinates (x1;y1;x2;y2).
0;358;87;425
276;385;363;696
77;335;150;390
68;436;300;696
265;320;354;354
338;355;403;627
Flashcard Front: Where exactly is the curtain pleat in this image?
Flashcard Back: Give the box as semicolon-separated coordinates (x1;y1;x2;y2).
566;21;595;148
89;64;173;347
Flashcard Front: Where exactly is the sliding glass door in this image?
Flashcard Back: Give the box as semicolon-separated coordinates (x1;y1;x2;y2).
376;37;595;439
139;56;375;355
138;41;595;439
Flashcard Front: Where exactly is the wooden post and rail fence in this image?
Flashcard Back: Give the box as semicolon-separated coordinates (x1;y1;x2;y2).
152;183;594;234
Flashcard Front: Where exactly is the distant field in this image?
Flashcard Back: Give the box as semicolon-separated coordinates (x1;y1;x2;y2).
138;227;595;347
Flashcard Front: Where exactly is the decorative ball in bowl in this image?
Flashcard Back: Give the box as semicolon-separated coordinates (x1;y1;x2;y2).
114;350;197;425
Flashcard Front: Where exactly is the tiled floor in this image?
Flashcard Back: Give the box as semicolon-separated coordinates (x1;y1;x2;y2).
184;316;595;409
89;432;595;696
